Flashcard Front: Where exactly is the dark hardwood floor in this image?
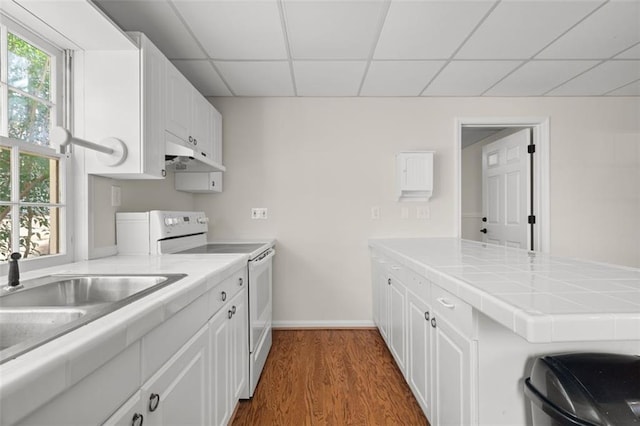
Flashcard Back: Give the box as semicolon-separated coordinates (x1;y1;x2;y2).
232;329;428;425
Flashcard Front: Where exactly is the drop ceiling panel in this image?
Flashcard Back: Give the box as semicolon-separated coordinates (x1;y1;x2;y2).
486;60;600;96
294;61;367;96
537;1;640;59
606;79;640;96
424;61;522;96
172;0;287;60
456;1;604;59
548;60;640;95
374;1;494;59
94;0;204;58
616;43;640;59
284;0;386;59
215;61;294;96
360;61;445;96
172;60;232;97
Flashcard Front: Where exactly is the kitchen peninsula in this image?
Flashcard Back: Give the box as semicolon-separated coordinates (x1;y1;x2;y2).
370;238;640;425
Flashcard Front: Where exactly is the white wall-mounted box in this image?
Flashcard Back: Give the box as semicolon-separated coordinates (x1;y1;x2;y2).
397;151;434;202
175;172;222;193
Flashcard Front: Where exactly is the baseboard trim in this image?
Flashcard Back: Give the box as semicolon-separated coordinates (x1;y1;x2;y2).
272;320;376;330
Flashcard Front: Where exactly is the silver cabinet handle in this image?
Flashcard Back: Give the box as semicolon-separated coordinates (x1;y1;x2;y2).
238;277;243;286
148;393;160;412
424;311;430;321
131;413;144;426
228;310;233;319
431;317;437;328
221;291;227;302
437;297;455;309
387;278;391;285
231;305;236;315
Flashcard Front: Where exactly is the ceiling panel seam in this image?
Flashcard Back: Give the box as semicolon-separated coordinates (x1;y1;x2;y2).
532;0;609;60
277;0;297;96
167;0;235;96
479;60;528;96
419;0;501;96
541;60;606;96
603;76;640;96
356;0;392;96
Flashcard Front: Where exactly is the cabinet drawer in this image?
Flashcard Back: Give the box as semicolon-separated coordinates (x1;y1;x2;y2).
385;261;407;284
431;284;474;338
405;269;429;303
208;268;246;317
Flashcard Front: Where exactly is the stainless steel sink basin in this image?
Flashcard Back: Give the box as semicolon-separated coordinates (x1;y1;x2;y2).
0;273;186;364
0;275;170;307
0;308;87;351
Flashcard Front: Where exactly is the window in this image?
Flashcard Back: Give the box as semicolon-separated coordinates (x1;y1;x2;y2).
0;18;67;264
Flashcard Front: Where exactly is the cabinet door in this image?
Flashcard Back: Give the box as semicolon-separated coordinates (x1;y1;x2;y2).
388;276;406;375
165;62;191;142
103;391;145;426
371;257;381;327
209;306;232;426
378;275;390;343
192;94;214;159
230;288;249;400
407;291;433;419
211;106;223;164
140;34;166;178
142;325;209;426
432;316;475;426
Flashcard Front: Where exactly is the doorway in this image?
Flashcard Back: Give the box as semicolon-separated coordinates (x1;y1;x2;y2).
455;117;550;253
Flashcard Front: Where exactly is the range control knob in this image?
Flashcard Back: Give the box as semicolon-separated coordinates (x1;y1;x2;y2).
197;217;209;224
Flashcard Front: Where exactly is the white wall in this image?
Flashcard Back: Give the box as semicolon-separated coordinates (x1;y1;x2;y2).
88;96;639;324
192;97;639;326
90;173;195;249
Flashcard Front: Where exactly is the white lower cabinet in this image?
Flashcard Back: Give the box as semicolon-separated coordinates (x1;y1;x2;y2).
431;313;476;426
209;304;232;426
370;251;477;426
406;290;433;419
105;326;209;426
388;275;407;375
210;286;248;426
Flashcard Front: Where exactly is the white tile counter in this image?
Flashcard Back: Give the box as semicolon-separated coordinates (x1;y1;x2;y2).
369;238;640;343
0;253;249;424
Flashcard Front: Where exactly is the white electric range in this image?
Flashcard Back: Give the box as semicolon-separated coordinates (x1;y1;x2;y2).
116;210;274;398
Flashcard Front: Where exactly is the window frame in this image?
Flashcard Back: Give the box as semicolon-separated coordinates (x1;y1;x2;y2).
0;15;72;274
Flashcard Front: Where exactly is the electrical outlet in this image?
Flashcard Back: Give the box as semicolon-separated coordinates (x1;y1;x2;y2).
371;206;380;220
251;208;268;220
417;206;430;220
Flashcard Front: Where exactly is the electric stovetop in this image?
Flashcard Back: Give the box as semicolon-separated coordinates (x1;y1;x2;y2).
176;243;266;254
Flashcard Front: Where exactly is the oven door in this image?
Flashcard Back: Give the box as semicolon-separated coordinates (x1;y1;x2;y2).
248;248;274;394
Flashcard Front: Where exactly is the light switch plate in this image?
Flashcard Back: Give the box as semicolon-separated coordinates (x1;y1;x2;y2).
111;185;121;207
371;206;380;220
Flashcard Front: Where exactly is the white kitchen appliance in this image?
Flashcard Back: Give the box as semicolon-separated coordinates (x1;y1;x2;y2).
116;210;274;397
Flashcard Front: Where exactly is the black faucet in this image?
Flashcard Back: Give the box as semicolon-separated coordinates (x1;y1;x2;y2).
8;252;21;287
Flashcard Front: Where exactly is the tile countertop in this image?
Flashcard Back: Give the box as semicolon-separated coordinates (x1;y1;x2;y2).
369;238;640;343
0;252;251;421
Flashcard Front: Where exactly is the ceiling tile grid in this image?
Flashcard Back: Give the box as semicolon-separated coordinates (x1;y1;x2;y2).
93;0;640;97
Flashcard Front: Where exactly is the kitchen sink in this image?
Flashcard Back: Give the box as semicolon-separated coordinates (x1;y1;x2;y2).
0;275;170;307
0;308;87;351
0;273;186;364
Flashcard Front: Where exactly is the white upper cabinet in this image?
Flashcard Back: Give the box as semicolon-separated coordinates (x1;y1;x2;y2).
397;151;434;202
165;61;223;167
81;32;166;179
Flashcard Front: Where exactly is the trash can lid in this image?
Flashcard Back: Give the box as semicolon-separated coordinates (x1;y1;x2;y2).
528;353;640;425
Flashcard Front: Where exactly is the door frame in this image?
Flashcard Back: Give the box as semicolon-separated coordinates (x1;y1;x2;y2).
454;117;550;253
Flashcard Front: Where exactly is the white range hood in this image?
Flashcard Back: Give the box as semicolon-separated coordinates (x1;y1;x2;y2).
165;140;225;173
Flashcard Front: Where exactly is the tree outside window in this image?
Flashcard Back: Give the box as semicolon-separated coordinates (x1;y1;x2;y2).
0;30;61;262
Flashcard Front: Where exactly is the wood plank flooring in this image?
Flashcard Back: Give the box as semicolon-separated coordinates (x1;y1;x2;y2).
232;329;428;426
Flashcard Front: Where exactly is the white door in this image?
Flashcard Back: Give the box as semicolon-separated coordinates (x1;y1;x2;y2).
209;307;232;426
482;128;531;249
388;276;407;375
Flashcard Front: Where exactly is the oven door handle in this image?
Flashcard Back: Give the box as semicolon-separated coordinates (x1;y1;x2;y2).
250;248;275;269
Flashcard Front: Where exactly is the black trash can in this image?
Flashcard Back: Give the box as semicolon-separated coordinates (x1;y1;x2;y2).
524;353;640;426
